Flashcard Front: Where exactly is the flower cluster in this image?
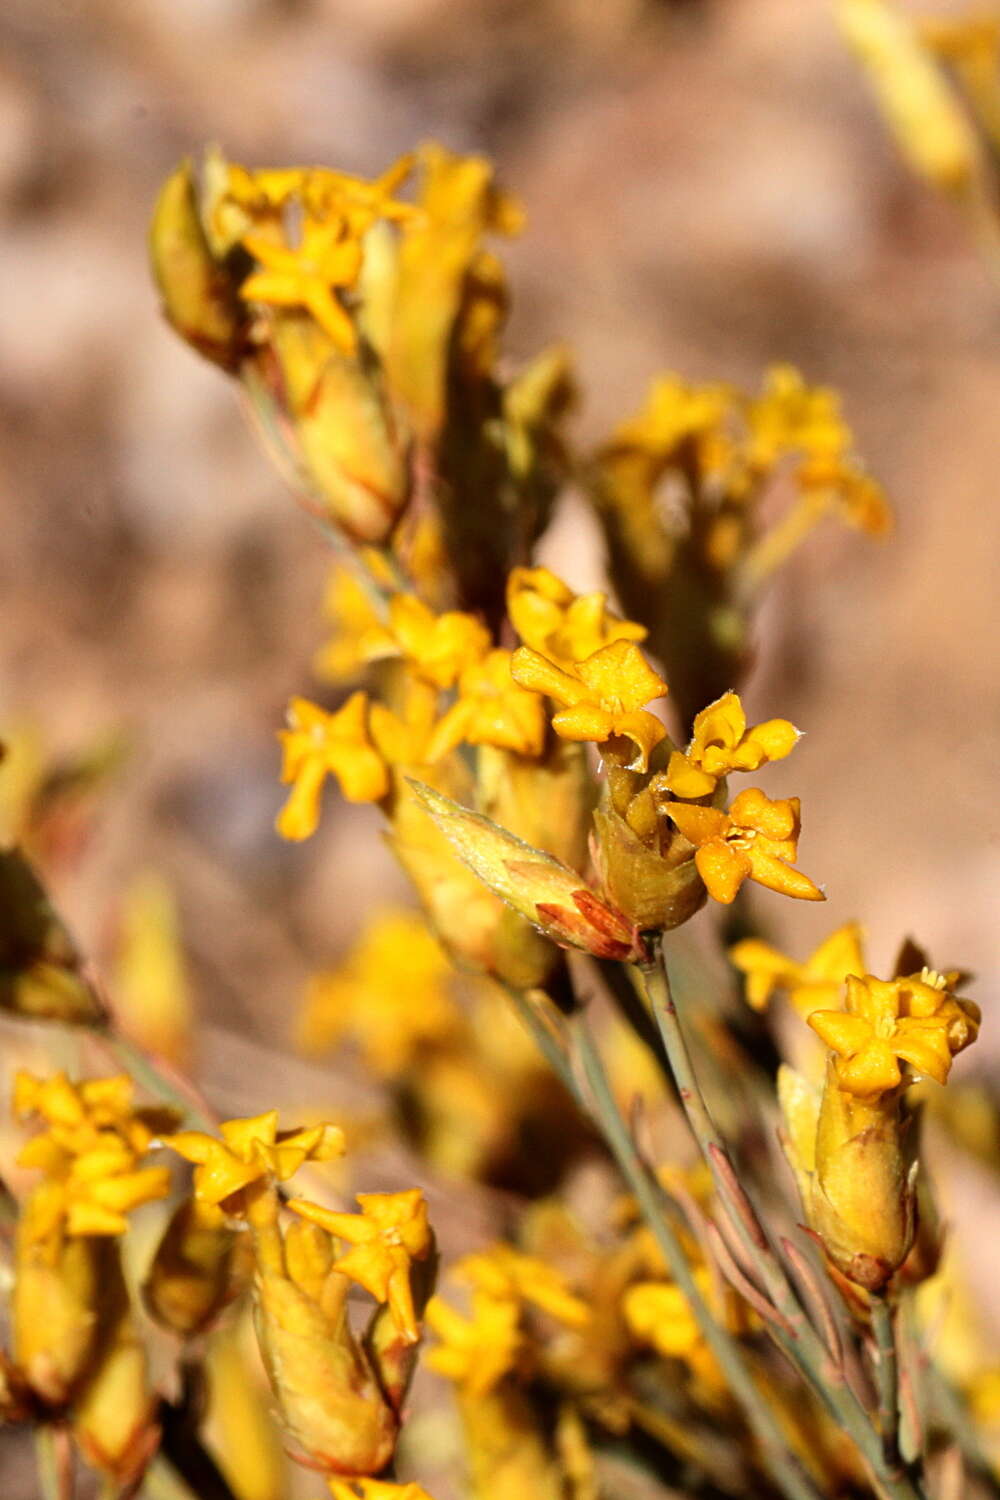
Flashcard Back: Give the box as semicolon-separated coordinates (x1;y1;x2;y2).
121;131;996;1500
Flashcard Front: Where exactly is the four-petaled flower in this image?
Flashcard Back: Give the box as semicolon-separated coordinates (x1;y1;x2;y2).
361;595;490;690
663;691;800;800
424;1290;524;1397
507;566;646;666
425;649;546;761
808;971;980;1099
165;1110;345;1208
665;787;824;905
289;1190;432;1343
277;693;389;842
511;639;668;772
241;218;364;353
729;922;866;1015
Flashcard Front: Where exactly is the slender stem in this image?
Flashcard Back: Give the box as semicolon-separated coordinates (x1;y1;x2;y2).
575;1023;822;1500
871;1295;901;1468
640;938;929;1500
503;986;822;1500
35;1426;73;1500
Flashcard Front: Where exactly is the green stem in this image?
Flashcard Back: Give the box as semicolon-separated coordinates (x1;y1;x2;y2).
35;1426;72;1500
575;1022;822;1500
871;1295;901;1468
640;937;928;1500
503;985;821;1500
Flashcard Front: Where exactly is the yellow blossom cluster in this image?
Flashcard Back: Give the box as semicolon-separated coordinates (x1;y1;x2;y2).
425;1244;586;1398
14;1071;174;1241
297;907;462;1073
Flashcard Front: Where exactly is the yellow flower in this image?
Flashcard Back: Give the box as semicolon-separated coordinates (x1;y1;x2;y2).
19;1162;171;1242
663;691;800;799
277;693;389;841
604;374;734;479
454;1245;589;1327
303;152;418;229
166;1111;345;1208
297;908;461;1074
808;971;980;1099
746;366;893;537
506;566;647;666
511;639;668;772
241;218;364;352
312;565;385;683
747;365;848;474
327;1482;435;1500
729;922;866;1015
622;1276;706;1360
14;1071;175;1240
665;787;824;905
14;1071;163;1155
288;1191;432;1343
425;649;546;760
424;1291;524;1397
361;594;490;689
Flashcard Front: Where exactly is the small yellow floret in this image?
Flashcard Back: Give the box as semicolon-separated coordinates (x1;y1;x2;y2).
289;1190;432;1344
424;1290;523;1396
729;922;866;1014
666;787;824;905
165;1111;344;1207
361;594;490;689
241;218;364;352
298;909;460;1073
507;566;646;666
808;971;980;1098
277;692;389;841
426;649;546;760
511;639;667;772
664;690;800;799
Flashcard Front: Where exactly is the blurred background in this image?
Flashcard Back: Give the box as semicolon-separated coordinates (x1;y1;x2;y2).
2;0;1000;1494
3;0;998;1038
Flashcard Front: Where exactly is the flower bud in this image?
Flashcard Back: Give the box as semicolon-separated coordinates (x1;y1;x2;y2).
144;1197;246;1339
72;1247;159;1485
251;1212;398;1476
0;850;103;1025
779;1064;916;1292
409;780;647;964
592;804;706;933
266;313;409;546
12;1216;107;1405
149;159;247;371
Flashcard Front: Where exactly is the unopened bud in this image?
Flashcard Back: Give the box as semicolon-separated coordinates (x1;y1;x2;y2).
779;1064;916;1292
149;160;247;371
144;1196;246;1339
409;780;647;964
267;313;409;546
